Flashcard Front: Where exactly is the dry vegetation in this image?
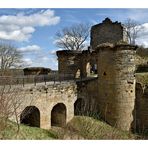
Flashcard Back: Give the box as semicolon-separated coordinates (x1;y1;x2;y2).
0;116;139;140
0;121;57;140
0;85;35;139
51;116;137;140
136;73;148;84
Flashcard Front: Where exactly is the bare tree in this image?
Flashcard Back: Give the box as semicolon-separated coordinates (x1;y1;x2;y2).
124;19;144;45
0;83;34;139
55;23;90;51
0;43;23;75
0;85;22;138
0;85;13;138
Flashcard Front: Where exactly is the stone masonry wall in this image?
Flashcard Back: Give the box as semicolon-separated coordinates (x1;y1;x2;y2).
96;44;136;131
132;83;148;131
57;50;98;78
8;82;77;129
57;50;82;76
76;77;99;114
90;18;127;50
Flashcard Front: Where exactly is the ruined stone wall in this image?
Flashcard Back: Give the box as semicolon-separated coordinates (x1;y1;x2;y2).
55;18;148;132
132;83;148;131
96;44;136;131
81;51;98;77
23;67;51;75
57;50;98;78
90;18;127;50
8;82;77;129
81;51;91;77
57;50;82;77
76;77;99;114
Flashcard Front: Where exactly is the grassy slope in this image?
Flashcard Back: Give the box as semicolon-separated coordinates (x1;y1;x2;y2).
136;72;148;85
0;121;57;140
1;116;138;140
52;116;137;140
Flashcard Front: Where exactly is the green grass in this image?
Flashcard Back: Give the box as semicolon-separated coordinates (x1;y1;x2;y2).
67;116;137;139
52;116;137;140
136;72;148;84
0;121;57;140
0;116;138;140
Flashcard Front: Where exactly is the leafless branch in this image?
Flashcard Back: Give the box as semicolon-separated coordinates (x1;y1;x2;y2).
55;23;90;51
123;18;144;45
0;43;24;76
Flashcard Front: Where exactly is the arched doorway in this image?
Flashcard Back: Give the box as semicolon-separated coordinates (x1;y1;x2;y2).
51;103;66;127
86;62;91;76
74;98;85;115
91;64;98;74
75;69;81;78
20;106;40;127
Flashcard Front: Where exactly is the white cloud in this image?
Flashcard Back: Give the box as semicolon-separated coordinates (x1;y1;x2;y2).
127;9;148;22
19;45;59;69
25;55;58;70
0;27;35;41
18;45;41;53
0;9;60;41
136;23;148;47
41;56;49;62
23;58;33;65
0;9;60;27
49;48;63;54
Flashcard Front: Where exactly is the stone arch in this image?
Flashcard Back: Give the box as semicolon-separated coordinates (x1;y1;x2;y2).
51;103;66;127
91;63;98;74
74;98;85;115
20;106;40;127
86;62;91;76
75;69;81;78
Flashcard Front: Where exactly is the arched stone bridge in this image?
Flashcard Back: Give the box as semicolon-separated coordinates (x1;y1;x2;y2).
9;81;78;129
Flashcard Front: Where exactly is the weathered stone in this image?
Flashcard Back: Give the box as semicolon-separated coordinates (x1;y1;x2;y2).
96;45;136;131
8;82;77;129
23;67;51;75
90;18;128;50
7;18;148;133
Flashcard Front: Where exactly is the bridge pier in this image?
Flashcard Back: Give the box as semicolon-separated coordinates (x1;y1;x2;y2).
40;111;51;129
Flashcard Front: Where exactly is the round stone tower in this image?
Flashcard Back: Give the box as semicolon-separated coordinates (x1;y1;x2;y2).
96;43;137;131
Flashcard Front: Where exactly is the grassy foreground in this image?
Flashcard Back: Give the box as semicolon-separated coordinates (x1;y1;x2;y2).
0;116;138;140
51;116;137;140
136;72;148;84
0;121;57;140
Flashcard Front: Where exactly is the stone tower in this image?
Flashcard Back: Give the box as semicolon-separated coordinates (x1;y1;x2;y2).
90;18;128;50
90;18;136;130
96;43;137;131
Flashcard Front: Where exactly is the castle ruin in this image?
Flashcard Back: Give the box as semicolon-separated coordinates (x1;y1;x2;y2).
6;18;148;133
56;18;147;131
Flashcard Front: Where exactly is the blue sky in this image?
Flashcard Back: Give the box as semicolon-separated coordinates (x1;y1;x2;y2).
1;8;148;70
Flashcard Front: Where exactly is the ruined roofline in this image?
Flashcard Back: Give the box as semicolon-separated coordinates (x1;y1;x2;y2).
91;17;122;29
82;50;91;54
56;50;82;56
56;49;96;57
95;43;138;52
90;17;128;49
23;67;51;71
